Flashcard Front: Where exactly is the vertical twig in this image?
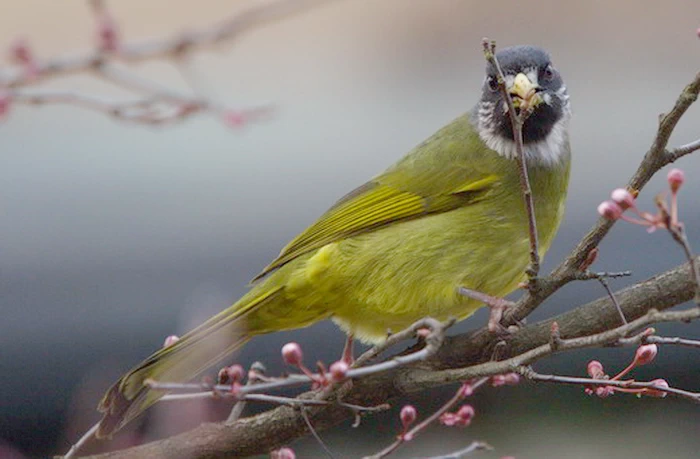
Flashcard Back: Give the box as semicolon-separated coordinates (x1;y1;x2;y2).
667;225;700;304
482;38;540;284
300;407;335;458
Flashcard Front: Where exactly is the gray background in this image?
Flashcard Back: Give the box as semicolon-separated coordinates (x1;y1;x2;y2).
1;0;700;457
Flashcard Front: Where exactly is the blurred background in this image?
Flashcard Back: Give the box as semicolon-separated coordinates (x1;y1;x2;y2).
1;0;700;457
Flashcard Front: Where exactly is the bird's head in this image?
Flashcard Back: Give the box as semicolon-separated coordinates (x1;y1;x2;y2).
474;45;571;164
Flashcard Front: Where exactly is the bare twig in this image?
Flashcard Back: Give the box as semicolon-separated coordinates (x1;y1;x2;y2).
596;276;627;325
666;224;700;303
517;366;700;402
159;388;390;415
300;407;335;459
482;38;540;281
366;378;489;459
422;441;493;459
0;0;327;88
226;361;266;424
64;422;99;459
505;70;700;323
668;138;700;161
644;335;700;349
146;318;453;401
1;0;323;125
352;318;455;373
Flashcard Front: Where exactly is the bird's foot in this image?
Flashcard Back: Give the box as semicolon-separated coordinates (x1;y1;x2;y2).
458;287;516;334
341;334;355;366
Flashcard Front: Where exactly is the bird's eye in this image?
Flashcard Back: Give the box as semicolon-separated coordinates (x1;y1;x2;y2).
486;76;498;92
542;65;555;81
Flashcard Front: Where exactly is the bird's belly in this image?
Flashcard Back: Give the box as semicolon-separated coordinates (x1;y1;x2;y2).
321;206;533;343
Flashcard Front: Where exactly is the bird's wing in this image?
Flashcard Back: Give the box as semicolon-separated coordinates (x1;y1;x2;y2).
252;135;499;281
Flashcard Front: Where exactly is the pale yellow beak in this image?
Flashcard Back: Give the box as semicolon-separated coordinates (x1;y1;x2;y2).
509;73;541;109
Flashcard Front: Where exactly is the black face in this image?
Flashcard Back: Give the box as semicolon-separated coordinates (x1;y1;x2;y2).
478;46;569;144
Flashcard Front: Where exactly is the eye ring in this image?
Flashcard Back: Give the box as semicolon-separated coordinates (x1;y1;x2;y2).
486;76;499;92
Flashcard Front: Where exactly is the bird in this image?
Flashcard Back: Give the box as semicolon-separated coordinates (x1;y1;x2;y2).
96;45;572;438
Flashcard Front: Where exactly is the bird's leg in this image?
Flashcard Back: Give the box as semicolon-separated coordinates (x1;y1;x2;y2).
458;287;517;334
341;334;355;365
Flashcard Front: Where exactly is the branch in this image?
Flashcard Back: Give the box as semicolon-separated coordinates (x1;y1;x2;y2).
482;38;540;280
503;70;700;323
83;257;698;458
0;0;327;125
0;0;326;89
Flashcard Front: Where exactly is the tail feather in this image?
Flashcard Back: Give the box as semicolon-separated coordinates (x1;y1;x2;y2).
96;286;283;438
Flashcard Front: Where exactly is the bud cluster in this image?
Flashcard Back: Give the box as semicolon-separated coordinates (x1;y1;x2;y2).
597;168;686;232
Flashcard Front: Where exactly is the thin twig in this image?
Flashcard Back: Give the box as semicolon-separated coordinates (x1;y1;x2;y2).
644;335;700;349
0;0;317;125
354;318;454;368
596;276;627;325
667;224;700;303
571;270;632;281
668;138;700;161
64;422;99;458
517;366;700;402
482;38;540;282
148;318;454;400
160;390;389;415
300;407;335;459
421;441;493;459
409;305;700;392
365;378;489;459
505;71;700;323
0;0;329;88
227;361;266;424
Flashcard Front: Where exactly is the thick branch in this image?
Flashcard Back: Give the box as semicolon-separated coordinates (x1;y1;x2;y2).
86;257;698;458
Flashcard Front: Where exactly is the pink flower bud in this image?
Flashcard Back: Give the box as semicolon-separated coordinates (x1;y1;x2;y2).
502;373;521;386
587;360;605;378
0;90;12;119
645;379;669;398
610;188;635;210
97;14;120;52
226;364;245;383
440;405;475;427
10;37;32;64
163;335;179;348
456;404;475;425
491;374;506;387
597;200;623;220
595;385;614;398
458;382;473;398
329;360;349;382
271;447;296;459
223;110;247;128
667;168;685;193
400;405;417;429
439;412;457;426
281;342;303;366
634;344;658;366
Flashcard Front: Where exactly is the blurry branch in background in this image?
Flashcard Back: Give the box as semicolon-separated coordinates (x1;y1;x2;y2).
0;0;328;125
72;46;700;458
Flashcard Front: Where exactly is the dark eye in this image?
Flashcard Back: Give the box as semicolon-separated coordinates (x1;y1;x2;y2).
486;76;498;92
542;65;555;81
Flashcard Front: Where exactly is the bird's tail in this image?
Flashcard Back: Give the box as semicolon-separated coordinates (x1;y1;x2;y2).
96;282;306;438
